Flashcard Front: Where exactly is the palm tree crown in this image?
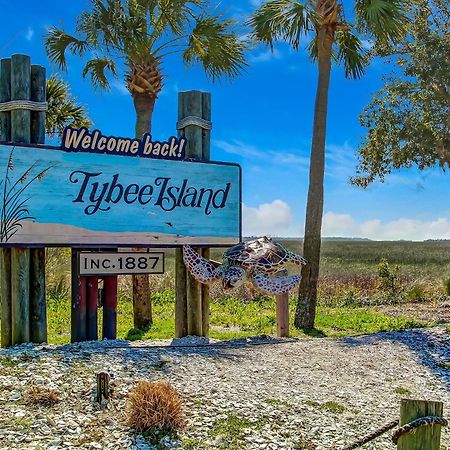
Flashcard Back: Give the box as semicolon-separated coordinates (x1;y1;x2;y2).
46;75;92;138
250;0;407;79
45;0;247;134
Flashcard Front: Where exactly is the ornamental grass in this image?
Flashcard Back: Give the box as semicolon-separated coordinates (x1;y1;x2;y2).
126;380;185;433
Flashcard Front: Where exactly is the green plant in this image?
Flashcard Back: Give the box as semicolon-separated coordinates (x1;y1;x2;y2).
395;386;411;396
407;284;427;302
46;74;92;137
444;277;450;296
376;258;403;302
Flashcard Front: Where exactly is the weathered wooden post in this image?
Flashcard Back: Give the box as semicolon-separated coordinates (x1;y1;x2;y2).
396;399;444;450
175;90;211;337
276;293;290;337
0;54;47;346
0;58;12;347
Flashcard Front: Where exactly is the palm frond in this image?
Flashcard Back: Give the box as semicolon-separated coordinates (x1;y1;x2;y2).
82;56;117;89
45;27;90;70
184;14;247;79
355;0;409;43
335;27;367;79
249;0;313;50
46;75;92;138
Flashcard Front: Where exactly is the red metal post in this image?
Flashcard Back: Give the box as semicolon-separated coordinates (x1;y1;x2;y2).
71;249;87;343
102;275;118;340
86;276;98;341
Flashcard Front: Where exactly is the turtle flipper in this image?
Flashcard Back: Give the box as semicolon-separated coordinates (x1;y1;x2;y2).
183;245;223;285
251;273;301;295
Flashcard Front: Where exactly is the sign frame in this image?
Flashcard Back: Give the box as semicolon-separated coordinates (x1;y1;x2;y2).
0;140;242;248
78;251;165;276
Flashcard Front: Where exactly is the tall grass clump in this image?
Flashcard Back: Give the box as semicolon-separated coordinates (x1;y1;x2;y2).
126;381;185;433
445;277;450;296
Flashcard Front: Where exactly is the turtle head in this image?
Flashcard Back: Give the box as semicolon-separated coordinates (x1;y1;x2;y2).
221;266;246;290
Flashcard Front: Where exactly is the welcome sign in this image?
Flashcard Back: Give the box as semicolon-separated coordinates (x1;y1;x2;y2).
0;138;241;247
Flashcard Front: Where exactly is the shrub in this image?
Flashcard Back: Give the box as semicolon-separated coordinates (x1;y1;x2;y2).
406;284;426;302
126;381;185;433
376;258;402;302
25;386;60;406
445;277;450;296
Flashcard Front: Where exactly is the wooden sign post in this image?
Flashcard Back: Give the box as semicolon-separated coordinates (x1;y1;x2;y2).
175;91;212;338
0;54;47;347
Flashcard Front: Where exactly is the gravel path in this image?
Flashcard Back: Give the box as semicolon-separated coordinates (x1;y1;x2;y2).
0;327;449;450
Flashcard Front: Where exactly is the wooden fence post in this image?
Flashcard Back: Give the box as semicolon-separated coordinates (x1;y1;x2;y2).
175;91;211;337
0;58;12;347
397;399;444;450
0;54;48;346
276;293;289;337
29;64;47;343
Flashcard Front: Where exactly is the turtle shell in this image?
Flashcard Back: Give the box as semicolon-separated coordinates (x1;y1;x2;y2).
223;236;290;273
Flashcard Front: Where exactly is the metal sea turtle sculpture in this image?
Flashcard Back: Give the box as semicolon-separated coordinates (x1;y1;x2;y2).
183;236;307;295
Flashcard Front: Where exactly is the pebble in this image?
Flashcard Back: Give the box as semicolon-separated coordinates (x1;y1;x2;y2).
0;328;448;449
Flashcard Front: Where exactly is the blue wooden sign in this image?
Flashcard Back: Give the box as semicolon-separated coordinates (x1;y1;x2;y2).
0;143;241;247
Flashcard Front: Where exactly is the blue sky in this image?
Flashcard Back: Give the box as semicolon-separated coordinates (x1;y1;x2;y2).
1;0;449;240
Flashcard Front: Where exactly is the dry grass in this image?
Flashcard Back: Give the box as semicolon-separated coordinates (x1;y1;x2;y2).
126;381;185;433
25;385;60;406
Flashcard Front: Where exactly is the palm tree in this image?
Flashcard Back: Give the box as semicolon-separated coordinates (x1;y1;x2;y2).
45;0;247;329
46;75;92;138
250;0;407;328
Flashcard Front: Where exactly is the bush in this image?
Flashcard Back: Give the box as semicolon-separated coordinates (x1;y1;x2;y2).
126;381;185;433
445;277;450;296
406;284;426;302
25;386;60;406
376;258;402;302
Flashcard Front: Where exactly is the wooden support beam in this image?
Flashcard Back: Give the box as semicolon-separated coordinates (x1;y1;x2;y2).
0;58;11;348
0;249;11;347
397;399;444;450
103;276;118;340
11;248;30;344
29;65;47;343
175;247;187;338
30;248;46;343
10;54;31;345
276;293;290;337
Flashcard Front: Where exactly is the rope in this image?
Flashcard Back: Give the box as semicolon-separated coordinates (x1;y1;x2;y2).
341;420;399;450
341;415;448;449
0;100;48;112
392;416;448;444
176;115;212;130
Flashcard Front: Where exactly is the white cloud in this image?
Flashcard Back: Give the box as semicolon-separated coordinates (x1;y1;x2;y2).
243;200;292;236
111;80;129;95
322;212;450;241
250;48;282;63
214;139;309;171
24;27;34;41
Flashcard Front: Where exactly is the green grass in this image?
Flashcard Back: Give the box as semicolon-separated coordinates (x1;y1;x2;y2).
39;289;429;344
395;386;412;396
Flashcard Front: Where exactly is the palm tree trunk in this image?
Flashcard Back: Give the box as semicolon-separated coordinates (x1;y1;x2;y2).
132;93;156;329
294;34;332;329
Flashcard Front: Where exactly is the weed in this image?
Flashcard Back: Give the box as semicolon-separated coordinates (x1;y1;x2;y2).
444;277;450;296
126;381;185;433
319;401;346;414
25;386;60;406
395;386;411;396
